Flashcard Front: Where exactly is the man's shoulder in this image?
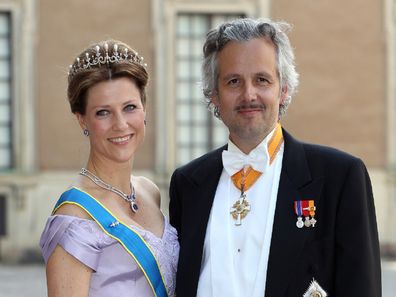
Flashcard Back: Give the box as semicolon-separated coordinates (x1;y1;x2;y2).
298;140;367;175
302;141;359;162
284;129;365;171
285;130;360;160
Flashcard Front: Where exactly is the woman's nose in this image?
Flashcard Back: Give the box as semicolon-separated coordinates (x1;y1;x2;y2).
113;113;128;130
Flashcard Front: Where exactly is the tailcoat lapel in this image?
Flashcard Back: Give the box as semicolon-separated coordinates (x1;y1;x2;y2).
265;130;324;297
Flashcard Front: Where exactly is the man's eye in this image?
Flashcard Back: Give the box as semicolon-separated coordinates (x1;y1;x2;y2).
228;78;239;85
257;77;269;84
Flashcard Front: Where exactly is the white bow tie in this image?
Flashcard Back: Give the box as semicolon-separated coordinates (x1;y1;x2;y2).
222;146;268;176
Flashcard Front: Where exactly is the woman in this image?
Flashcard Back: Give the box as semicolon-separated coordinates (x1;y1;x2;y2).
40;40;178;297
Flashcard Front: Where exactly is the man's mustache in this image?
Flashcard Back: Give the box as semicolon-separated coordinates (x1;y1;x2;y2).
234;104;265;111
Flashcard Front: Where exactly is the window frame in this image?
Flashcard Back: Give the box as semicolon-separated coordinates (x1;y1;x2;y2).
0;2;37;173
153;0;260;171
0;11;13;170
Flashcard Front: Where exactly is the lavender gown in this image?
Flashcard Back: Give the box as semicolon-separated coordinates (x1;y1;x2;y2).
40;214;179;297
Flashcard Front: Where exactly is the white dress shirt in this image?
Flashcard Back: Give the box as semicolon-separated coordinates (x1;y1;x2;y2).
197;129;284;297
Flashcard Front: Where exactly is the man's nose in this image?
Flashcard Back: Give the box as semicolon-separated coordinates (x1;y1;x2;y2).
242;82;258;101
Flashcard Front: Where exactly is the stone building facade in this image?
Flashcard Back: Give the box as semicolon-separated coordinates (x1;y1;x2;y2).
0;0;394;261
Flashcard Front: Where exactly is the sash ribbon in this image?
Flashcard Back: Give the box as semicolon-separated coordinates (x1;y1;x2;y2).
52;187;168;297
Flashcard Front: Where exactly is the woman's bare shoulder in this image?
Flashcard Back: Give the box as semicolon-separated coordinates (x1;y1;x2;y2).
134;176;161;207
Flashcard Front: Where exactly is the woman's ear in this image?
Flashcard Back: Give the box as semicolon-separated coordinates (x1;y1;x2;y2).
75;113;87;130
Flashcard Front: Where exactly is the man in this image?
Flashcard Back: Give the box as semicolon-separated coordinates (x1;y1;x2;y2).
169;18;381;297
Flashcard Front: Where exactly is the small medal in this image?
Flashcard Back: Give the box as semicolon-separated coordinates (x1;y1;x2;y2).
304;216;311;227
294;201;304;228
296;217;304;228
301;201;312;227
310;217;317;227
308;200;317;227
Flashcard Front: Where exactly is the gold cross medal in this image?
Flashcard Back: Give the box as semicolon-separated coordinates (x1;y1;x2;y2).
230;192;251;226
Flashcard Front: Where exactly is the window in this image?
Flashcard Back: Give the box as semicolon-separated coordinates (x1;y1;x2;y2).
0;12;12;170
175;13;242;165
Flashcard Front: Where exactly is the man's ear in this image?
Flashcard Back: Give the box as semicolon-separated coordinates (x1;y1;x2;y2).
280;85;289;105
211;93;219;108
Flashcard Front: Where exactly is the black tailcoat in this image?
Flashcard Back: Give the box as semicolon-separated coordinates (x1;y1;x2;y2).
169;129;381;297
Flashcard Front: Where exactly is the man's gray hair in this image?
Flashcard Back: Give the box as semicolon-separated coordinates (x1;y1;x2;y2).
202;18;299;118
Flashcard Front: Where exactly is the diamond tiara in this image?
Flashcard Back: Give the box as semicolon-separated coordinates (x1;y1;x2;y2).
68;43;147;78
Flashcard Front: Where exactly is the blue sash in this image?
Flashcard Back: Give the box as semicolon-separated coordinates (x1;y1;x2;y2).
53;187;168;297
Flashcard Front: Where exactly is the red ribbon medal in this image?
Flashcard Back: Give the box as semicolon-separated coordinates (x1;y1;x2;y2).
294;200;317;228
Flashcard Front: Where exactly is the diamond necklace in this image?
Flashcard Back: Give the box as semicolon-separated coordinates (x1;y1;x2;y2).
79;168;139;213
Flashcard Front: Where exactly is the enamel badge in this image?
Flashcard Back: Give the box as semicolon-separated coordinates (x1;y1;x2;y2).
303;278;327;297
294;200;316;228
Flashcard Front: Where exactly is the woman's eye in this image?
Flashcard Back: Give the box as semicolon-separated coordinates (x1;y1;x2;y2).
124;104;136;112
96;109;109;116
